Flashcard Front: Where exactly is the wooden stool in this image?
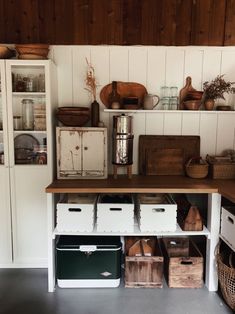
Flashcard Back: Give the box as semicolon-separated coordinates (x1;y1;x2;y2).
113;164;132;179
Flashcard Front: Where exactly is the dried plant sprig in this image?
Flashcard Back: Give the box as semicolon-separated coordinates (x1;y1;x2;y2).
84;57;98;101
203;74;235;101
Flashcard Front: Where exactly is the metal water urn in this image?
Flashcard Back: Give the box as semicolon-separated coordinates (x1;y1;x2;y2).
112;114;134;165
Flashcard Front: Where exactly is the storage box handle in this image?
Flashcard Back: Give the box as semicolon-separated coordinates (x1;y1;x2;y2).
109;207;122;211
181;259;193;265
68;208;82;212
152;208;165;213
227;216;234;224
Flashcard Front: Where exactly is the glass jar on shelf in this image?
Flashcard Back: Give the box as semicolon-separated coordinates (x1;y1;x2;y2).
22;99;34;130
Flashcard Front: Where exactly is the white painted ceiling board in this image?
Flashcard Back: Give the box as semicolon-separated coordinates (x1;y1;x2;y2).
202;49;222;83
90;46;110;108
53;46;73;107
147;47;166;95
182;112;200;135
165;48;184;88
145;112;164;135
72;46;91;106
216;113;235;154
184;49;203;91
109;47;129;82
163;112;182;135
128;47;148;86
199;113;217;157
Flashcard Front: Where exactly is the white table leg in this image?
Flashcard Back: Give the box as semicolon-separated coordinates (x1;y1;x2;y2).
205;193;221;291
47;193;55;292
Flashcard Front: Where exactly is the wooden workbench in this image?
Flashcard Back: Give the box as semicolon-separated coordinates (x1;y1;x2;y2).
45;175;235;292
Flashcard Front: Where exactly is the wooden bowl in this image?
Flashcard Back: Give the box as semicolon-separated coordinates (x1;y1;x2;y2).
15;44;49;59
184;100;201;110
56;107;90;126
186;91;204;100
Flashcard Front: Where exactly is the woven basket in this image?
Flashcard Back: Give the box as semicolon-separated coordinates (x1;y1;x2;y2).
206;155;235;179
216;242;235;310
185;157;209;179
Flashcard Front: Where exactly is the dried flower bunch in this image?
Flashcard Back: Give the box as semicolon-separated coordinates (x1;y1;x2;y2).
84;58;98;101
203;74;235;101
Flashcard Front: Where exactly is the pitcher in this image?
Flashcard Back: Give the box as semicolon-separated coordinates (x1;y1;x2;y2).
143;94;160;110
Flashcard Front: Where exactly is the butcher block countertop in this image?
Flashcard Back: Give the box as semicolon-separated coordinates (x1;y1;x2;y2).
45;175;235;203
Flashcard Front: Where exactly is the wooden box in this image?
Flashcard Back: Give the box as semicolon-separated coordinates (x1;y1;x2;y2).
161;237;203;288
125;237;164;288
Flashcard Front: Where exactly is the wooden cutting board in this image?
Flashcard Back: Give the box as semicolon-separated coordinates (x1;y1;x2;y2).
139;135;200;175
100;81;147;108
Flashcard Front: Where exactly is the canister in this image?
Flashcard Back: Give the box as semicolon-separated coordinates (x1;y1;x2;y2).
22;99;34;130
113;114;133;134
112;114;134;165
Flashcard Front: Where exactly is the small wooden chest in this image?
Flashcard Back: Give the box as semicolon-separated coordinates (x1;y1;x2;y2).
161;237;203;288
125;237;164;288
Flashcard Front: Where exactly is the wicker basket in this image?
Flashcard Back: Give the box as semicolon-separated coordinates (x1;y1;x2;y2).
206;155;235;179
216;242;235;310
185;157;209;179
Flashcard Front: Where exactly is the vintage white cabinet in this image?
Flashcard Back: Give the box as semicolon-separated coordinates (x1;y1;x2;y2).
0;60;57;267
56;127;107;179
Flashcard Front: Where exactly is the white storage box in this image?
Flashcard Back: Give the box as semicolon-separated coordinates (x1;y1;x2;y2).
136;193;177;232
56;194;97;232
221;206;235;249
97;194;134;232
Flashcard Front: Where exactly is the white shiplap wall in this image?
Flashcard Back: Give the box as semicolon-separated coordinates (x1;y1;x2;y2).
49;46;235;174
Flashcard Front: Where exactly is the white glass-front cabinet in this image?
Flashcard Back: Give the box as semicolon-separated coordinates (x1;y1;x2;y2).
0;60;57;267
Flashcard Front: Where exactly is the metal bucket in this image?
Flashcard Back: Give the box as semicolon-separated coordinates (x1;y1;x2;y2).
113;114;133;135
112;135;134;165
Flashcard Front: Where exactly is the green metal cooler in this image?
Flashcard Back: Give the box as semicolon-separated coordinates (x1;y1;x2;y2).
56;236;122;288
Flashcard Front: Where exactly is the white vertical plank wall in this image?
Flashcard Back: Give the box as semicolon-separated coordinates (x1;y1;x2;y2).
51;46;235;173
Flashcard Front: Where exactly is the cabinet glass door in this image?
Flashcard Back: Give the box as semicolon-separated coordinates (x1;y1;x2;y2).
0;62;5;165
9;64;47;165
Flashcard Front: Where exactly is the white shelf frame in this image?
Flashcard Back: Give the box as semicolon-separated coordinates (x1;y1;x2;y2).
47;192;221;293
52;224;210;239
103;109;235;113
12;92;46;96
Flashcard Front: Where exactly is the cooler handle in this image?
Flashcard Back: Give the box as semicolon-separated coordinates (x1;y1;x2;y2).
227;216;234;224
68;208;82;212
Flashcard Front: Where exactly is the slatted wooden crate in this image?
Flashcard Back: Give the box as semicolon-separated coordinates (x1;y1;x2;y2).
125;237;164;288
161;237;203;288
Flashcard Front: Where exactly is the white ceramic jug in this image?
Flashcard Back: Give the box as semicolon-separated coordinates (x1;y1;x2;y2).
143;94;160;110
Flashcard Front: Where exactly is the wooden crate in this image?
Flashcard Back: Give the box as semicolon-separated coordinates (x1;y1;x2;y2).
125;237;164;288
174;194;203;231
162;237;189;257
161;237;203;288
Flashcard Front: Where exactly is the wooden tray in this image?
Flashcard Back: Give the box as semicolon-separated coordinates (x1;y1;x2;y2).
100;82;147;108
138;135;200;175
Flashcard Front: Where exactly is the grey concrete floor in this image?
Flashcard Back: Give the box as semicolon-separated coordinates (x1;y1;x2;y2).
0;269;233;314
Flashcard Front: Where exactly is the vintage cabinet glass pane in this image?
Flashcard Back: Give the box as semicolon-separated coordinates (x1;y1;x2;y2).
10;65;47;165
